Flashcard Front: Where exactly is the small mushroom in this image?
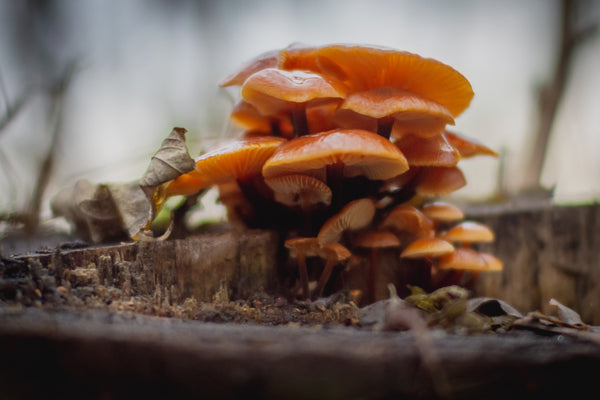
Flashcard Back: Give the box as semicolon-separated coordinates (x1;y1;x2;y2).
353;230;401;303
285;237;321;299
339;87;455;138
262;129;408;207
438;221;495;248
435;223;498;288
394;133;461;167
317;197;376;245
480;253;503;271
229;100;293;138
400;237;455;259
189;136;286;184
263;128;408;180
264;174;332;211
182;136;287;227
400;236;455;293
285;237;352;299
414;166;467;198
314;242;352;298
438;247;488;271
421;201;465;225
379;204;435;241
241;68;344;136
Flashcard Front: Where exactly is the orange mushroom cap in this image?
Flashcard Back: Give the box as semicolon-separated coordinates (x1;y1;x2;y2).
285;237;322;258
264;174;332;210
219;49;279;87
188;136;286;185
320;242;352;263
340;87;455;137
229;101;294;137
394;133;461;167
240;68;344;117
480;253;503;271
164;173;207;197
278;43;319;71
318;198;376;245
315;44;474;118
421;201;465;222
379;204;434;239
401;237;455;258
444;131;498;158
438;248;489;271
353;230;401;249
262;129;409;181
439;221;495;243
415;166;466;198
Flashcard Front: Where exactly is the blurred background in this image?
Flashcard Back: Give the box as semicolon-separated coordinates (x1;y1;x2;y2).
0;0;599;233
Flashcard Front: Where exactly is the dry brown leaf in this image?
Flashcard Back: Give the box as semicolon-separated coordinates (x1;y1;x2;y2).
139;127;196;217
106;181;152;239
549;298;586;327
52;180;152;243
467;297;523;318
75;183;126;243
50;179;97;238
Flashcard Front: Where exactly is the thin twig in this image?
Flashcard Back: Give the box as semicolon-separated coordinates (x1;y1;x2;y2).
25;62;79;234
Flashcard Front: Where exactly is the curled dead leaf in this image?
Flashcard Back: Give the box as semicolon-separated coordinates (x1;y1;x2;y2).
549;298;586;327
139;127;196;218
51;180;152;243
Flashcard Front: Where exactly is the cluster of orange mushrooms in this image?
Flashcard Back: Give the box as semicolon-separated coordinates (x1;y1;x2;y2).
162;44;502;304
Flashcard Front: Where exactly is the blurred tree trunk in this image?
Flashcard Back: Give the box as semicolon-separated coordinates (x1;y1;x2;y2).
521;0;598;192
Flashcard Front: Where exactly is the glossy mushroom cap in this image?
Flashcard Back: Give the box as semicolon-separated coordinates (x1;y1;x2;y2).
318;198;376;245
400;237;454;258
421;201;465;222
164;174;207;197
315;44;474;118
229;101;294;137
439;221;495;244
415;166;467;198
339;87;455;137
480;253;503;271
262;129;409;181
320;242;352;263
188;136;286;184
241;68;344;117
395;133;461;167
438;248;489;271
379;204;434;239
264;174;332;210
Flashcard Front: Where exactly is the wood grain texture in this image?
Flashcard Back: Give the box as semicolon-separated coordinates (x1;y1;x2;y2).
470;203;600;324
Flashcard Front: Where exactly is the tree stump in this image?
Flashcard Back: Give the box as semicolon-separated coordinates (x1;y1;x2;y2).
471;203;600;324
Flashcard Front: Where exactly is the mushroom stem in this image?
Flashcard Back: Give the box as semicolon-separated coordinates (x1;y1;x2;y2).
315;260;334;298
326;162;345;209
297;252;310;299
291;108;309;137
270;120;282;137
463;270;480;290
376;118;394;139
378;168;424;216
367;248;378;303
